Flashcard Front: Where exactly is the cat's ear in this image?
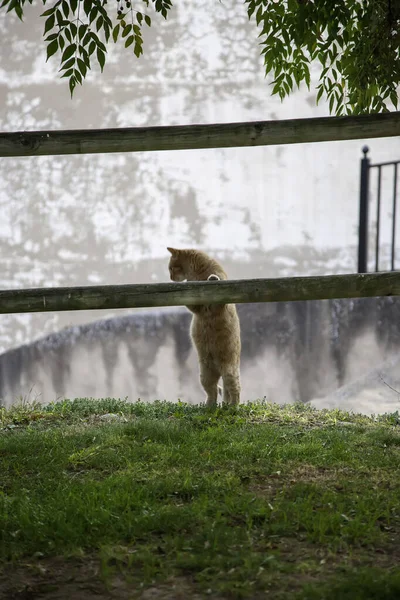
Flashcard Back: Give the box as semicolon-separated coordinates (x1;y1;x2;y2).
167;247;178;255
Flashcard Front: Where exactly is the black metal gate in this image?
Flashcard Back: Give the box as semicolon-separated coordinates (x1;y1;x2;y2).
358;146;400;273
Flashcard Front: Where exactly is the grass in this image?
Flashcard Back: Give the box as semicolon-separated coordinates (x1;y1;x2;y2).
1;398;400;599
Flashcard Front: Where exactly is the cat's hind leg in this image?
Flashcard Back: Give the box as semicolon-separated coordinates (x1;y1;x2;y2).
199;362;220;408
221;369;241;406
222;384;231;406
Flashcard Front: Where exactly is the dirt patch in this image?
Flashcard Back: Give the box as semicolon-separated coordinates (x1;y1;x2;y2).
275;535;400;569
0;556;127;600
2;543;400;600
0;559;218;600
248;464;364;497
139;578;207;599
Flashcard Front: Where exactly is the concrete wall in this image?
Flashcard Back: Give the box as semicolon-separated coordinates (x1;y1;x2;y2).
2;297;400;414
0;2;399;360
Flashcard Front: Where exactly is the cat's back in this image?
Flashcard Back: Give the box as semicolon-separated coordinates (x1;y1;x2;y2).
190;303;241;361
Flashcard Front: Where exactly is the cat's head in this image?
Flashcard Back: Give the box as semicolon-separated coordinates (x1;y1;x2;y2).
167;247;226;282
167;247;187;281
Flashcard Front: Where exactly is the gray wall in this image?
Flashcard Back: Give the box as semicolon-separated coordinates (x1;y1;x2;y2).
1;3;399;360
1;297;400;412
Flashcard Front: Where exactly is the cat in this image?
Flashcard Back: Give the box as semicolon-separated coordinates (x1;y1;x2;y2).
167;247;241;407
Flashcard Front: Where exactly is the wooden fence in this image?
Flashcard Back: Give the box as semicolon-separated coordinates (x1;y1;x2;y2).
0;112;399;157
0;272;399;315
1;112;400;313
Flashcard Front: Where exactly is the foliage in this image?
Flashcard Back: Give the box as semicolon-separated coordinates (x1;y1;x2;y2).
1;0;400;114
246;0;400;114
1;0;172;97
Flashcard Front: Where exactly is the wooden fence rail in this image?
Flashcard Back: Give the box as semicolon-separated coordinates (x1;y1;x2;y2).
0;272;399;315
0;112;399;157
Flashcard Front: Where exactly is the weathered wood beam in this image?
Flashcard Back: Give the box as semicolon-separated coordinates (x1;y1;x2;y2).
0;112;399;157
0;272;399;315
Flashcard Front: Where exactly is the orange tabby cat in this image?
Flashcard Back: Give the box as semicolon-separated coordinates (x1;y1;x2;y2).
167;247;241;406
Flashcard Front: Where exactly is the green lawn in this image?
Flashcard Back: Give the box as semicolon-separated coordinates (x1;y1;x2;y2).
1;398;400;599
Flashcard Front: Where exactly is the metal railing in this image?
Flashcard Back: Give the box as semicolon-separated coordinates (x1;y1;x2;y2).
358;146;400;273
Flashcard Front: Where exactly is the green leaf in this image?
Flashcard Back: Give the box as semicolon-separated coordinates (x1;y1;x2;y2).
389;89;398;108
96;15;103;32
255;5;263;25
81;48;90;66
59;35;65;51
69;76;76;98
61;68;74;78
316;86;324;104
90;32;106;52
272;73;284;85
247;0;255;19
62;44;76;62
271;82;282;96
112;24;120;43
2;0;14;10
97;48;105;71
125;35;134;48
78;24;87;39
88;40;96;55
134;42;143;57
264;62;273;76
70;22;77;38
14;3;22;20
46;39;59;61
320;66;329;78
41;7;55;16
70;0;77;12
44;33;58;43
89;7;98;24
83;0;91;16
122;24;132;38
77;57;87;77
285;73;293;92
74;68;82;84
144;14;151;26
60;57;75;70
44;14;55;34
62;0;69;18
304;68;310;90
136;11;143;25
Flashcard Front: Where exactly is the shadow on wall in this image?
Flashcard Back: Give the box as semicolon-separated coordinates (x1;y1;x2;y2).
1;297;400;410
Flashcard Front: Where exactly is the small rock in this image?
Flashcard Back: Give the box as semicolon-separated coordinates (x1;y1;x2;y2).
99;413;125;421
